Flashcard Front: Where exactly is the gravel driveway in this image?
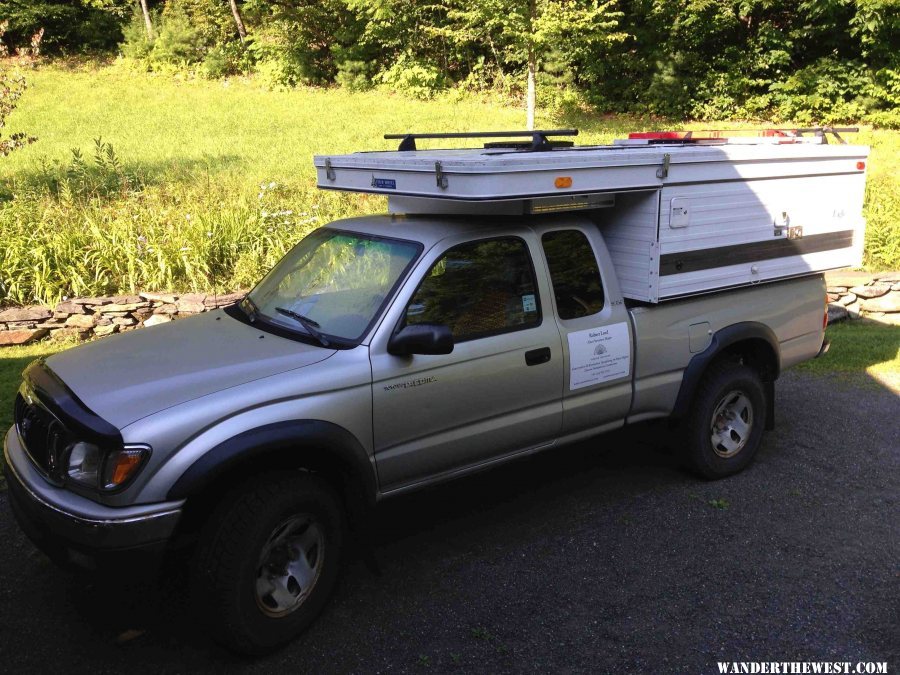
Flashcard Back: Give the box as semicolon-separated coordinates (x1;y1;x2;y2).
0;369;897;674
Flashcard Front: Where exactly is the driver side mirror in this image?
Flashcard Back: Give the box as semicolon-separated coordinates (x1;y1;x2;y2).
388;324;454;356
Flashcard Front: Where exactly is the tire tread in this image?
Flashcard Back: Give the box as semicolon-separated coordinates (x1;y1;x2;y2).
192;471;343;655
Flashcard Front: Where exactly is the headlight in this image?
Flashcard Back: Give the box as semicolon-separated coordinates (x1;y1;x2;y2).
65;442;149;491
66;441;102;486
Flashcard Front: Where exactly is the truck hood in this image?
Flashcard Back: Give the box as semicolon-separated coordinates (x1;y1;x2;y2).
45;310;336;428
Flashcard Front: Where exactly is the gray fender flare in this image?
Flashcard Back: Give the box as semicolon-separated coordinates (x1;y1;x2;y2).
671;321;780;426
166;420;377;511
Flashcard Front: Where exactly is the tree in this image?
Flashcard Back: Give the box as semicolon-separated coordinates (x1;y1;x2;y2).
228;0;247;40
449;0;624;128
138;0;154;38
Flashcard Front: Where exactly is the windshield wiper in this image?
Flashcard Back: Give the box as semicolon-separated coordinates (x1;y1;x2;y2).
275;307;331;347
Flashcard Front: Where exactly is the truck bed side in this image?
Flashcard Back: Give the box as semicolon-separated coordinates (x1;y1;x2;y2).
626;275;826;423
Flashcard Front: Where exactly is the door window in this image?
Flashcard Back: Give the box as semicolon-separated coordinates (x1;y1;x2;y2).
405;237;541;342
541;230;605;319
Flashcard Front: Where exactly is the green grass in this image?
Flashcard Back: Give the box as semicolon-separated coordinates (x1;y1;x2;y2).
0;341;68;433
795;321;900;381
0;62;898;305
0;339;71;476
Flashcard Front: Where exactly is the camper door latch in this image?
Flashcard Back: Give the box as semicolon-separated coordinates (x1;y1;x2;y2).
656;153;671;179
435;161;448;189
324;158;336;181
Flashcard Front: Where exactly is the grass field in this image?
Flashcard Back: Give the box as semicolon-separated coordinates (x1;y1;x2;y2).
0;62;898;305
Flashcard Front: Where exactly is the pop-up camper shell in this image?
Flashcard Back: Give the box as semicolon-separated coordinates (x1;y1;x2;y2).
314;129;868;303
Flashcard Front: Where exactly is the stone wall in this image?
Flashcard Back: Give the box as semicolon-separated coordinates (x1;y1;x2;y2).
0;291;244;347
1;271;897;348
824;271;900;325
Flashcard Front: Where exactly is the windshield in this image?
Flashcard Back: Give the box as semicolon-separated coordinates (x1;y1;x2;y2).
246;229;421;343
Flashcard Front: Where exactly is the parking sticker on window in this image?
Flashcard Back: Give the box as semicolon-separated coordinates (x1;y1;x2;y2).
567;322;631;389
522;294;536;313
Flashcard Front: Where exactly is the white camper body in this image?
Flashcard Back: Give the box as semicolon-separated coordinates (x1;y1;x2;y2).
314;132;868;302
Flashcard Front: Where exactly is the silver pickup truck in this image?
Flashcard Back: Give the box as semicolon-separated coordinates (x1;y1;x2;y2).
4;213;828;654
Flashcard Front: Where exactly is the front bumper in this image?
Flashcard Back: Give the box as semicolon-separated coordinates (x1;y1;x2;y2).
3;427;183;569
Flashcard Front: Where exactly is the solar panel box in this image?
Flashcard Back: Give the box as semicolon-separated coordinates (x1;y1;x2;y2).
314;130;869;302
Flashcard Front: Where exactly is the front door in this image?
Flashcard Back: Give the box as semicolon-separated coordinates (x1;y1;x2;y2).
370;234;564;492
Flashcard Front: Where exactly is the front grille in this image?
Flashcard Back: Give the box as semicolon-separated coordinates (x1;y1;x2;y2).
14;393;72;480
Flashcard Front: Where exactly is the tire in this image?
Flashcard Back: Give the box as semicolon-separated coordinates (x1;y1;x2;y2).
192;471;345;655
681;360;767;479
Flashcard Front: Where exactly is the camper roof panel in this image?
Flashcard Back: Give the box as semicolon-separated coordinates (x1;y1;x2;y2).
314;143;868;201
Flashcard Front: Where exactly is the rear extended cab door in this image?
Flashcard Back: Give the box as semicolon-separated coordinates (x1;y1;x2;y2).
529;217;635;438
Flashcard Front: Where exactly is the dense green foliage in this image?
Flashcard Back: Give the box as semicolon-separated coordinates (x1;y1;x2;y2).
0;65;897;307
0;0;126;54
0;0;897;125
0;64;34;155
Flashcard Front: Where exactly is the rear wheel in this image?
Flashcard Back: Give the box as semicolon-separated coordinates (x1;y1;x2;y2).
192;472;344;655
682;360;767;479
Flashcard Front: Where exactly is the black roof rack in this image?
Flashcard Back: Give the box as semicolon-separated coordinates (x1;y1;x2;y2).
384;129;578;152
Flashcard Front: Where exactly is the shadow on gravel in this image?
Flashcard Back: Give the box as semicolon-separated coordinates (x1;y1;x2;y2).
30;420;682;660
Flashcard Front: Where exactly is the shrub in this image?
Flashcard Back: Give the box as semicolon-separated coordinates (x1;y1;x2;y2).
377;53;445;100
865;109;900;130
0;59;35;155
202;41;251;78
120;0;242;72
246;26;317;89
768;59;871;125
335;59;373;92
863;173;900;270
147;11;204;67
119;11;153;62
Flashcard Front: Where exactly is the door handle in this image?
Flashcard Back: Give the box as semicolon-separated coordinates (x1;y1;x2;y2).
525;347;551;366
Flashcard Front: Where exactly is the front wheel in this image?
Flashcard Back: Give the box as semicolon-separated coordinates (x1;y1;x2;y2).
682;360;767;479
192;472;345;655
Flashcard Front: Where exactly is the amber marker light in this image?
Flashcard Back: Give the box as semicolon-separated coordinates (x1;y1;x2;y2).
554;176;573;188
102;447;149;489
856;161;866;170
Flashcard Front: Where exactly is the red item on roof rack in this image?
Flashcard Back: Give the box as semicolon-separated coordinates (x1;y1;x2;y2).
628;129;794;141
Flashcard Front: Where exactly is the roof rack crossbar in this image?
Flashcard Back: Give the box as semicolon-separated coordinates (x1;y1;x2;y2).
384;129;578;152
799;126;857;144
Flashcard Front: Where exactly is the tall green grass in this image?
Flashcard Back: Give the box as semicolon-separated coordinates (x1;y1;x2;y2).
1;63;898;305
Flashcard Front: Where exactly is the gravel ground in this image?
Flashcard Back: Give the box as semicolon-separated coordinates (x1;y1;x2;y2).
0;369;897;674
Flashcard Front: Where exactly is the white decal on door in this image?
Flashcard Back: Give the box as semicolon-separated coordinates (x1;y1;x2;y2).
567;322;631;390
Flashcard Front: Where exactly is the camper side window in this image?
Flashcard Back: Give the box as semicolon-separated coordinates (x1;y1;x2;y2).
541;230;605;319
405;237;541;342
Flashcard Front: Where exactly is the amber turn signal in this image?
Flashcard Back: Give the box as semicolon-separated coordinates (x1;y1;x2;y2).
102;447;149;489
554;176;573;188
